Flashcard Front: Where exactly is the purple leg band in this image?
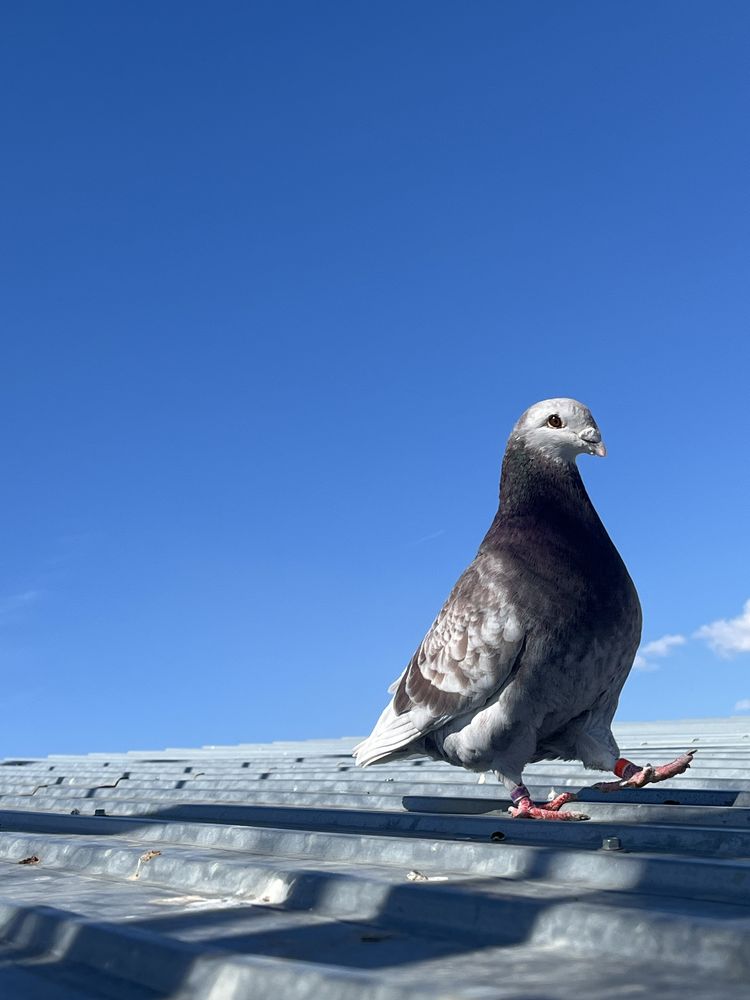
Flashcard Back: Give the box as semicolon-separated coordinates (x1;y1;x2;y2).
510;783;530;804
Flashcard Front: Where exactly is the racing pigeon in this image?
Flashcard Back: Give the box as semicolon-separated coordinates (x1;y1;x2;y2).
354;398;693;819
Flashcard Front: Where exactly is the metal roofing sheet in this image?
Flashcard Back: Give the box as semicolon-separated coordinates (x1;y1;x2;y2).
0;717;749;998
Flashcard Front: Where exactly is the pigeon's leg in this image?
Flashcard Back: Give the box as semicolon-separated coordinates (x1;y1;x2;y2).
501;778;590;821
592;752;695;792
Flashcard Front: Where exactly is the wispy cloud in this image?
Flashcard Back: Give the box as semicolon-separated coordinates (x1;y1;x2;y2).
408;529;446;546
633;633;686;672
694;599;750;657
0;589;42;620
734;699;750;712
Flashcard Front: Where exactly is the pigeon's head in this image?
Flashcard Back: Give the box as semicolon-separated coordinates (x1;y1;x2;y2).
511;398;606;463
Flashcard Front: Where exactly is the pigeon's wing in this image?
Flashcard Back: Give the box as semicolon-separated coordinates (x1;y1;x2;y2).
393;562;526;724
354;558;527;766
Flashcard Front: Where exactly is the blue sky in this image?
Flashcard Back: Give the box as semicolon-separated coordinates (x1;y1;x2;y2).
2;2;749;756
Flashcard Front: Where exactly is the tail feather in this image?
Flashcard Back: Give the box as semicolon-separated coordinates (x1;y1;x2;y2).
353;700;422;767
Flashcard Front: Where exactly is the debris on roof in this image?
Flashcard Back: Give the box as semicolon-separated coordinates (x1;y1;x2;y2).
0;717;749;999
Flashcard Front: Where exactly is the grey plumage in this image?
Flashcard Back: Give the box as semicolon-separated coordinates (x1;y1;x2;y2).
354;398;641;796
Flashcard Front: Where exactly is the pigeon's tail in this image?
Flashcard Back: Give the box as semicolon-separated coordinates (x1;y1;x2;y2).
353;699;422;767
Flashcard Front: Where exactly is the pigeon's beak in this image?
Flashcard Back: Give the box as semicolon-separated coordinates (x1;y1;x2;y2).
579;428;606;457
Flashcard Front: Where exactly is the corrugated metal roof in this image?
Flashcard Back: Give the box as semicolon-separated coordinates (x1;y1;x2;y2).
1;717;749;999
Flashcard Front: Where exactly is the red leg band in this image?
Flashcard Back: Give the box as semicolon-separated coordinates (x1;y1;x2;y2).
614;758;640;780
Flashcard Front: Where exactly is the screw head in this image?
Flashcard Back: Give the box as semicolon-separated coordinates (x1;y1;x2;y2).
601;836;622;851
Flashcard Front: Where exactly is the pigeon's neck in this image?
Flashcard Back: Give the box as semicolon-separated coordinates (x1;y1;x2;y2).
486;439;604;541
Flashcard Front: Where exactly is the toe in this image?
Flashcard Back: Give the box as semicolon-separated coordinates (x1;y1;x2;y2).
529;806;590;821
545;792;579;811
510;801;589;821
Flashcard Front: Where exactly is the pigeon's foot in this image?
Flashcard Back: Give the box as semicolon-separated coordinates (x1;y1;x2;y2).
509;793;589;821
593;751;695;793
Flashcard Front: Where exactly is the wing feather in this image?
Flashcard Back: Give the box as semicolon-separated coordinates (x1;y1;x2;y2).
354;556;526;766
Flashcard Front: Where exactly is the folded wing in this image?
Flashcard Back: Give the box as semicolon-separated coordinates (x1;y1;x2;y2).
353;558;526;766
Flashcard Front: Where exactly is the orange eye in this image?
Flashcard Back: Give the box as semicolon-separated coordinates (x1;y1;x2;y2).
546;414;563;428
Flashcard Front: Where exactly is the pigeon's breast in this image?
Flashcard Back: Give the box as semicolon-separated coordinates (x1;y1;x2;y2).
501;519;642;700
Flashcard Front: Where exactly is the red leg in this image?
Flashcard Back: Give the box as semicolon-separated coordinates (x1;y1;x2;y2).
593;751;695;792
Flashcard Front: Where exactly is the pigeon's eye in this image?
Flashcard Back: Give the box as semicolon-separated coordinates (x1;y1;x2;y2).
546;414;563;429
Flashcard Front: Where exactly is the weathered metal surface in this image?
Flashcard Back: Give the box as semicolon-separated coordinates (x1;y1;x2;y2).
0;717;749;998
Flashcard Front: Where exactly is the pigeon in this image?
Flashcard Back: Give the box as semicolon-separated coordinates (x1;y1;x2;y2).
354;398;693;819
